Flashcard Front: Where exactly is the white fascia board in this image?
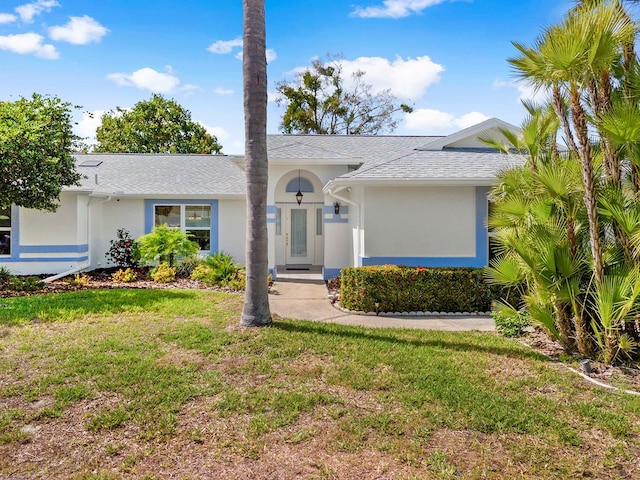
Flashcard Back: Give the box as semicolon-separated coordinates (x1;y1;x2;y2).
419;118;520;151
267;157;362;166
328;177;498;188
112;193;246;199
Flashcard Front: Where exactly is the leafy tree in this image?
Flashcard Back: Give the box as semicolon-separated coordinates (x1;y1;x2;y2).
95;94;222;154
137;224;199;267
276;56;412;135
0;93;82;211
241;0;272;326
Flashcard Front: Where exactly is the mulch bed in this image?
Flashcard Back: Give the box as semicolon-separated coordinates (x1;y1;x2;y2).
0;268;238;298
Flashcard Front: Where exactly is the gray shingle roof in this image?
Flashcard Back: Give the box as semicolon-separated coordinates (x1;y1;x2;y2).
334;148;526;184
267;135;440;165
69;153;245;197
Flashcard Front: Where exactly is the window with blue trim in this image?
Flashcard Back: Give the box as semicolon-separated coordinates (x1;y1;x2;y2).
154;204;211;250
0;207;10;256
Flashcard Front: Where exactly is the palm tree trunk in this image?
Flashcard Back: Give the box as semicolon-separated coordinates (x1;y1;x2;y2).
554;302;577;353
241;0;272;326
552;85;579;154
570;87;604;284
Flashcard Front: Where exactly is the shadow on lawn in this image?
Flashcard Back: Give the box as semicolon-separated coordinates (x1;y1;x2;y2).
271;319;550;363
0;288;202;326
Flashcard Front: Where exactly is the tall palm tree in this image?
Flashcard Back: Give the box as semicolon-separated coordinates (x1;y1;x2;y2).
241;0;272;326
509;1;634;284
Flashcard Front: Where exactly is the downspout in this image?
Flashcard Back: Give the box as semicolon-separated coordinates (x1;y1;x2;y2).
325;183;359;209
44;194;112;282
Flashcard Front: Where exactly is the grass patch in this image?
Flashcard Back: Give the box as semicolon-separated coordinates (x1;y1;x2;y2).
1;289;639;478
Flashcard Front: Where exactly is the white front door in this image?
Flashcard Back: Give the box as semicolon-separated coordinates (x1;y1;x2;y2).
285;205;314;264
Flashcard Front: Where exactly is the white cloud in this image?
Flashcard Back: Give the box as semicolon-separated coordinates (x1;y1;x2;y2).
201;123;229;142
209;38;276;63
493;78;550;105
453;111;490;129
214;87;234;95
15;0;59;23
107;67;181;94
404;108;488;132
266;48;277;63
404;108;454;131
49;15;109;45
233;47;277;63
352;0;447;19
0;32;58;59
76;110;107;143
0;13;17;24
208;38;242;54
338;55;443;100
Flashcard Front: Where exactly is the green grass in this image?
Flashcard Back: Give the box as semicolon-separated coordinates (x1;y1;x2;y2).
1;289;639;478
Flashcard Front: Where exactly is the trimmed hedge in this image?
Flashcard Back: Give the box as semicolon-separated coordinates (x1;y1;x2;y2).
339;265;513;314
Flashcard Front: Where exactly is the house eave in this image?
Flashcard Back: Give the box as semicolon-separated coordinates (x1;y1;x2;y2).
268;157;363;166
326;177;498;189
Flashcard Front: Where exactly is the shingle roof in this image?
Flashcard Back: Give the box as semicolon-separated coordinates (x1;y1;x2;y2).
267;135;440;165
333;148;526;184
69;153;246;197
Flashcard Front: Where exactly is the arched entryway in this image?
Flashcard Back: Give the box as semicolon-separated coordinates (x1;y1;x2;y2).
274;170;324;268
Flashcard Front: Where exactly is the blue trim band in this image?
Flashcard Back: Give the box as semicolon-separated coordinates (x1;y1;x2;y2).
323;267;342;280
2;256;89;263
144;199;219;254
475;186;489;267
19;244;89;253
359;256;485;268
323;205;348;223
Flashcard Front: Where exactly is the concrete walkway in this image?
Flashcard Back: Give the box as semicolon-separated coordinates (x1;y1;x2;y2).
269;277;495;332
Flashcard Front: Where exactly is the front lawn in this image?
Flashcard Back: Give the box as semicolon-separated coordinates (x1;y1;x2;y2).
0;289;639;479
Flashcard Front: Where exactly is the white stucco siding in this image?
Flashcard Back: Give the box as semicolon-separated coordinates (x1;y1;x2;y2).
218;199;246;264
96;198;145;268
20;193;79;246
363;186;476;257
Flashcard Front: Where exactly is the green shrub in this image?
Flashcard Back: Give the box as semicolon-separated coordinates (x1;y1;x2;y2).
227;270;246;291
189;253;250;290
151;263;176;283
137;225;199;267
66;273;90;286
111;268;138;283
106;228;140;268
339;265;508;313
202;252;240;283
190;264;214;285
7;276;45;292
492;304;530;337
0;267;13;286
175;256;200;278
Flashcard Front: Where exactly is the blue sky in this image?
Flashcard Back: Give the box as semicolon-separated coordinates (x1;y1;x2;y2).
0;0;574;154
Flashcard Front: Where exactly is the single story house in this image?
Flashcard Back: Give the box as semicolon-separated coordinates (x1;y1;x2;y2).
1;118;523;280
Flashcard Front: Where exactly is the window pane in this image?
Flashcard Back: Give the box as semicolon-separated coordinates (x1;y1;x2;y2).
275;207;282;236
186;205;211;228
291;209;307;257
0;230;9;255
0;207;10;228
187;230;210;251
155;205;181;227
316;208;322;235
